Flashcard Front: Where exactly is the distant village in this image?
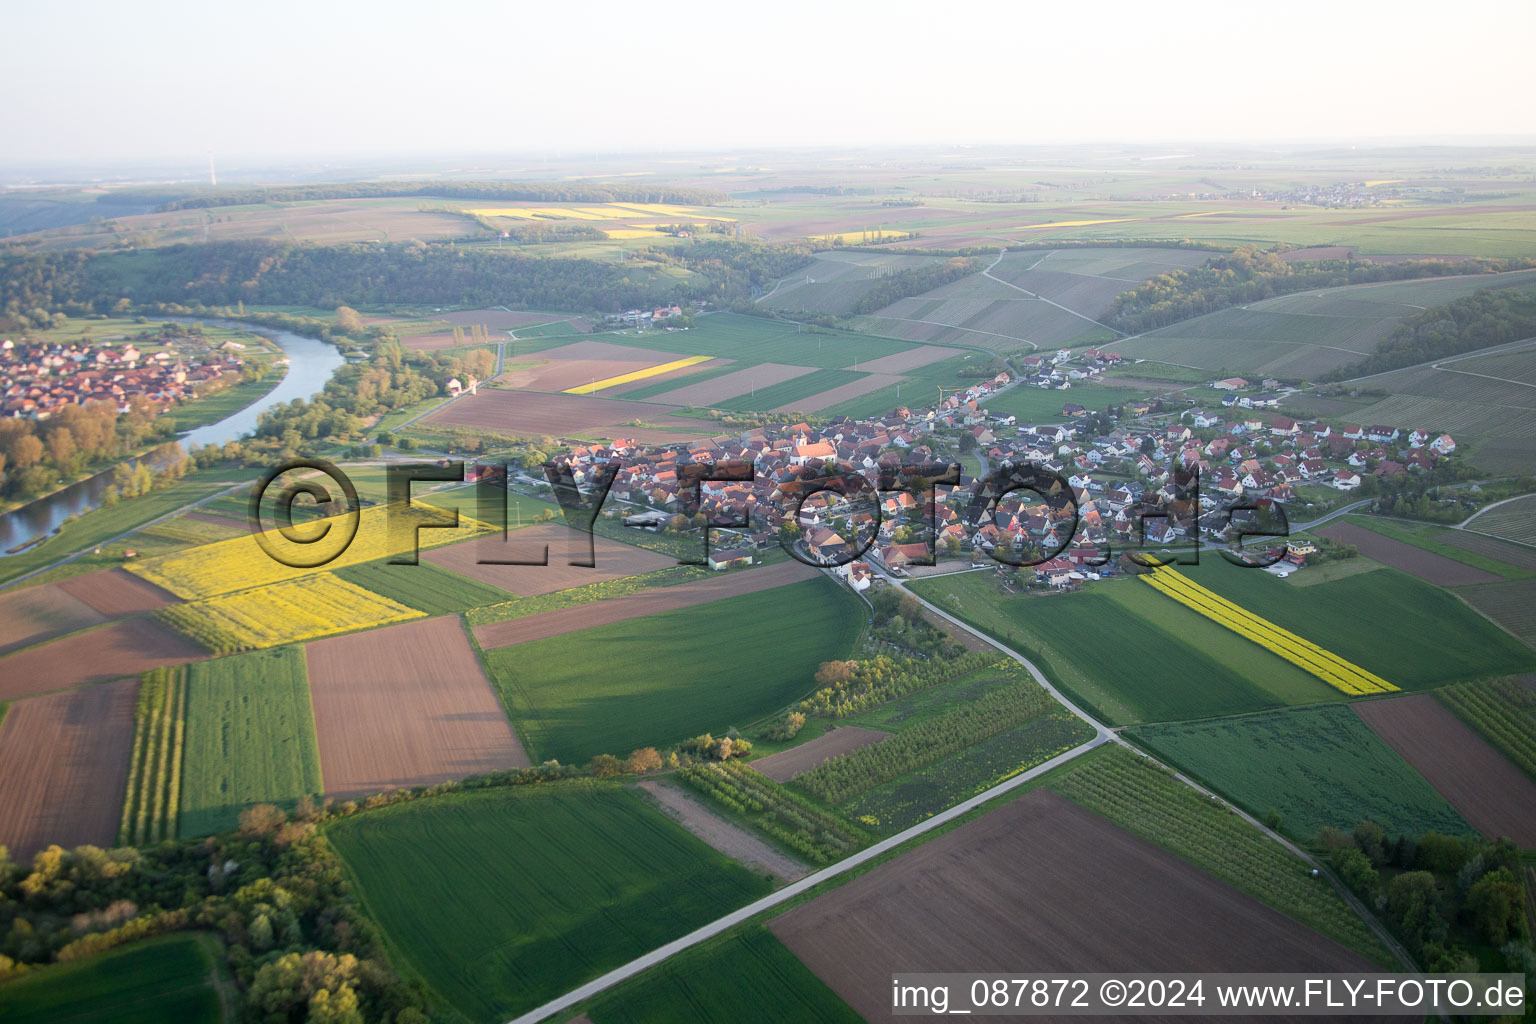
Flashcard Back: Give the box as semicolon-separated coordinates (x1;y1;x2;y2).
0;324;255;421
534;359;1463;592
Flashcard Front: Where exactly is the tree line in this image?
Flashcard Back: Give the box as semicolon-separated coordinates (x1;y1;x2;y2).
99;181;731;212
838;257;980;317
1324;285;1536;381
0;238;813;326
1106;247;1536;334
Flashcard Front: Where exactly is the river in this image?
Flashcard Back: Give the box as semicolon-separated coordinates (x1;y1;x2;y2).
0;320;345;555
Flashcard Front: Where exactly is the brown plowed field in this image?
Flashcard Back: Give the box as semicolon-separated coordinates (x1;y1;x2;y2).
841;345;961;374
424;388;704;441
0;619;205;701
472;560;817;649
1355;693;1536;847
496;340;689;393
0;583;106;655
646;362;816;406
306;615;529;799
751;726;890;783
0;679;137;858
770;788;1380;1024
424;522;676;597
1455;579;1536;648
57;568;179;617
1444;531;1536;571
1315;522;1498;586
602;358;732;396
182;510;250;532
773;373;903;413
441;309;590;331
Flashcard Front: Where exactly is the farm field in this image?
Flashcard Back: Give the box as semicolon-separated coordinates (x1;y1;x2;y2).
159;572;423;653
908;573;1318;725
1453;578;1536;648
751;726;889;783
981;381;1140;422
1315;521;1500;585
1353;693;1536;847
769;787;1380;1023
471;561;816;647
1466;494;1536;546
423;520;678;597
1442;529;1536;573
0;579;107;654
1053;747;1393;963
678;761;867;865
583;926;861;1024
638;778;809;880
178;647;323;836
119;667;186;845
1128;704;1471;843
127;501;493;600
333;558;515;615
1176;561;1536;689
0;679;137;858
0;933;224;1024
326;783;771;1023
495;339;702;392
0;617;205;701
1436;676;1536;779
423;385;705;443
306;615;527;798
1328;516;1536;580
482;577;860;763
759;250;953;314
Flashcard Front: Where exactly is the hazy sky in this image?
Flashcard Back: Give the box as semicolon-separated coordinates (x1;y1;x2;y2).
6;0;1534;167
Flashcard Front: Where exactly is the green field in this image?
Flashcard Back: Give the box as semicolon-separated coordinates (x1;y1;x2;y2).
982;382;1137;422
1051;747;1394;965
335;558;514;615
120;667;187;845
585;926;861;1024
594;313;917;369
178;646;323;836
825;354;978;420
908;574;1317;725
1436;677;1536;779
326;783;771;1024
1331;516;1535;580
1177;562;1536;688
1127;705;1472;843
713;369;868;412
483;577;861;762
0;933;223;1024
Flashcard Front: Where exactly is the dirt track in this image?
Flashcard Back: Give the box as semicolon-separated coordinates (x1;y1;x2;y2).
637;780;807;881
472;560;817;649
306;615;529;798
0;679;137;858
770;788;1381;1024
424;521;676;597
0;619;205;701
1316;522;1497;586
1354;693;1536;847
751;727;890;783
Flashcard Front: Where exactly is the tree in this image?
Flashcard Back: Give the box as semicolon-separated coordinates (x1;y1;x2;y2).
1466;868;1524;946
239;804;288;838
626;748;662;774
9;434;42;471
588;754;623;778
334;306;362;333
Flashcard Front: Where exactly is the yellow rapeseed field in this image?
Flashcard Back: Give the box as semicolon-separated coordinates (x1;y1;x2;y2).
158;573;423;653
129;502;492;600
1143;567;1397;696
562;355;711;394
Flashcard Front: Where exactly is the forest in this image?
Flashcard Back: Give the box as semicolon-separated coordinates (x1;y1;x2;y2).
1324;286;1536;380
0;239;813;327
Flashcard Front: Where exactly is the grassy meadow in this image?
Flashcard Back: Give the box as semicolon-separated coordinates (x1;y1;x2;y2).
0;933;223;1024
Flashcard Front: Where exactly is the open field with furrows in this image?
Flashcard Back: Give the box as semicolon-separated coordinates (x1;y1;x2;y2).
1129;704;1472;843
327;783;771;1024
638;778;811;880
159;572;423;653
1447;578;1536;649
0;932;224;1024
1176;561;1536;689
1143;567;1396;696
642;361;818;405
1435;677;1536;780
981;381;1148;422
751;726;890;782
473;561;817;648
119;667;186;846
770;787;1383;1024
494;339;705;392
423;520;678;597
1466;494;1536;546
423;386;707;442
333;558;515;615
760;250;953;314
854;274;1099;353
1316;521;1501;585
0;618;205;701
1320;516;1536;580
1443;529;1536;573
127;502;494;600
1054;747;1393;963
0;568;178;656
178;646;323;836
483;577;859;763
909;573;1332;726
1354;693;1536;847
307;615;527;798
584;926;861;1024
0;679;137;859
821;354;981;420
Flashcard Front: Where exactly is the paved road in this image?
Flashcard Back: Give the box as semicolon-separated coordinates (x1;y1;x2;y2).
1289;498;1373;532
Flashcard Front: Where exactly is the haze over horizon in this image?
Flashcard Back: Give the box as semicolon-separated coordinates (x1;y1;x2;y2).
6;0;1534;174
